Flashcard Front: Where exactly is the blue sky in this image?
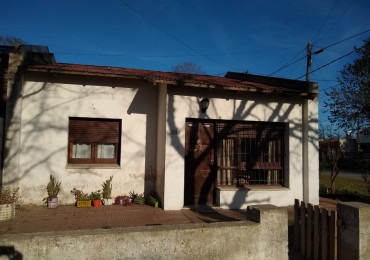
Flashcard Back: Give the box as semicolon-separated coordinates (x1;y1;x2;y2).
1;0;370;127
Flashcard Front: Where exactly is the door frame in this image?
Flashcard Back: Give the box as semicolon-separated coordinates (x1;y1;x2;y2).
184;119;216;206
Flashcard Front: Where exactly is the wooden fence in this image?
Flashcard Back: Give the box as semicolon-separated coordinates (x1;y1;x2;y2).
294;199;337;260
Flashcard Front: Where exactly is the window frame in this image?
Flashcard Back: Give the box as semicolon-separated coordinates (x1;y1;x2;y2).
215;121;285;187
68;117;121;165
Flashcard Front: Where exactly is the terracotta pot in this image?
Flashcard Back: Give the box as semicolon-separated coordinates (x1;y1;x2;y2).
92;199;101;207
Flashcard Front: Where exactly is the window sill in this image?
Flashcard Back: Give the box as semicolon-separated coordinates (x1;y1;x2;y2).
217;185;289;191
66;164;121;169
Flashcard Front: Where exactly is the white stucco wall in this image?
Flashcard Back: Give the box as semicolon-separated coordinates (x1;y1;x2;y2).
163;87;319;209
307;98;319;204
4;76;158;205
3;73;319;209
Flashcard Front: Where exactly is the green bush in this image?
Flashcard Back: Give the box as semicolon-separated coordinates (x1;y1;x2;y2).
145;191;161;208
129;191;145;205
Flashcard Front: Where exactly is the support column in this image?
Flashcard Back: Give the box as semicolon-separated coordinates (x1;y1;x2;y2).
155;83;167;207
302;83;319;204
302;98;309;202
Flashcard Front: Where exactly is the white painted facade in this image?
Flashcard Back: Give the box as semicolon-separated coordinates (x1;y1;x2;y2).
3;74;159;205
161;86;319;209
1;56;319;210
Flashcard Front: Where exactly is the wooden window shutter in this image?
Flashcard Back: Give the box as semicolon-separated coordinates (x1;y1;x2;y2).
69;118;120;144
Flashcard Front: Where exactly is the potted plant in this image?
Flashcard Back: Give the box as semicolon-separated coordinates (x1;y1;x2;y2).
71;188;91;208
145;191;160;208
44;175;61;209
114;195;132;206
0;187;19;221
129;191;145;205
89;190;102;207
101;176;113;205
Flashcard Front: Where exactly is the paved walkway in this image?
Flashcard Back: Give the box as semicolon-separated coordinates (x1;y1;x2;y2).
0;198;338;235
0;204;247;235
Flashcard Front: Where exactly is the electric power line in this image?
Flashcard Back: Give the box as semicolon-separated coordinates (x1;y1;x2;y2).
317;1;353;43
267;54;306;76
117;0;239;71
313;28;370;54
296;49;357;80
269;29;370;77
54;48;293;58
311;0;339;42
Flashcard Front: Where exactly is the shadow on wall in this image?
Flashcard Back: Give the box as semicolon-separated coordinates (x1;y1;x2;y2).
2;78;91;187
2;69;130;187
166;86;318;208
227;189;270;209
127;84;158;195
2;52;60;187
1;57;318;209
0;246;23;259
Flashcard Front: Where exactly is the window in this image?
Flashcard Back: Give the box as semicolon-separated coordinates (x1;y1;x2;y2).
68;117;121;165
216;122;285;186
363;128;370;136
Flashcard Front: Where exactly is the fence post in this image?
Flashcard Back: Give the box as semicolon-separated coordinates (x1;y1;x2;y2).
300;201;307;256
337;202;370;260
307;203;313;259
294;199;300;251
321;208;328;259
313;205;320;259
329;210;337;260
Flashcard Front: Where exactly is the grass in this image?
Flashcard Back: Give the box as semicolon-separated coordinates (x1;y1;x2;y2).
320;174;368;195
319;174;370;203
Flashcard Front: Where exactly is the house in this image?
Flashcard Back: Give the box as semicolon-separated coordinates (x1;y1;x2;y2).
320;129;370;161
0;45;319;210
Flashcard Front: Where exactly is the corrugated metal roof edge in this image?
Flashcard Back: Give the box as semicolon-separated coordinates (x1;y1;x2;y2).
26;63;317;98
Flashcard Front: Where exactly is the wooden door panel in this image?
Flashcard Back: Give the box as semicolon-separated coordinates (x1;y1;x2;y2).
184;121;215;205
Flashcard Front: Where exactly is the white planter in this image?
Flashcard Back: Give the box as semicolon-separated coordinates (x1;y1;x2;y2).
47;198;59;209
0;203;15;221
103;198;112;205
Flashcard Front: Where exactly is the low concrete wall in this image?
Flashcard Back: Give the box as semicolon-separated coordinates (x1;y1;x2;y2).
338;202;370;260
0;205;288;260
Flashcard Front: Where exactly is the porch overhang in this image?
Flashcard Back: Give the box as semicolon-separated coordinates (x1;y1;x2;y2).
26;63;318;99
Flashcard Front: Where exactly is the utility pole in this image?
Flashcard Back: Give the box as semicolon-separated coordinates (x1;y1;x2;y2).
306;42;312;82
302;41;312;202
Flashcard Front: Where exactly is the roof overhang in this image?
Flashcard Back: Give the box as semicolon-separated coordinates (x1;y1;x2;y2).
26;63;318;99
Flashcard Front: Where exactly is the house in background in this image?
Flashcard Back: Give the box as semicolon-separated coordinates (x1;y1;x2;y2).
0;45;319;210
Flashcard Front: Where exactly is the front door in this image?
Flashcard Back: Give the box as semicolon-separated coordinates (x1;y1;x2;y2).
184;121;215;205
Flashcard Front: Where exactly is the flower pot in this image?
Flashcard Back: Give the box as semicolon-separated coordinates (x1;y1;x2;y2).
47;197;58;209
92;199;101;207
0;203;15;221
76;200;91;208
103;198;112;205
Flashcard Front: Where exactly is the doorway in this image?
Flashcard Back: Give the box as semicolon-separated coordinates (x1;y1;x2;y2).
184;120;215;205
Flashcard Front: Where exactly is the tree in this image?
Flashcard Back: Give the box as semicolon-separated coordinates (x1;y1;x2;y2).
172;61;205;74
324;38;370;134
0;35;26;46
319;125;347;193
320;137;346;193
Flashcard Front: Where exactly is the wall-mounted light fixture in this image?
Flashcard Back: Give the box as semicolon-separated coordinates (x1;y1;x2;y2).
199;97;210;113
